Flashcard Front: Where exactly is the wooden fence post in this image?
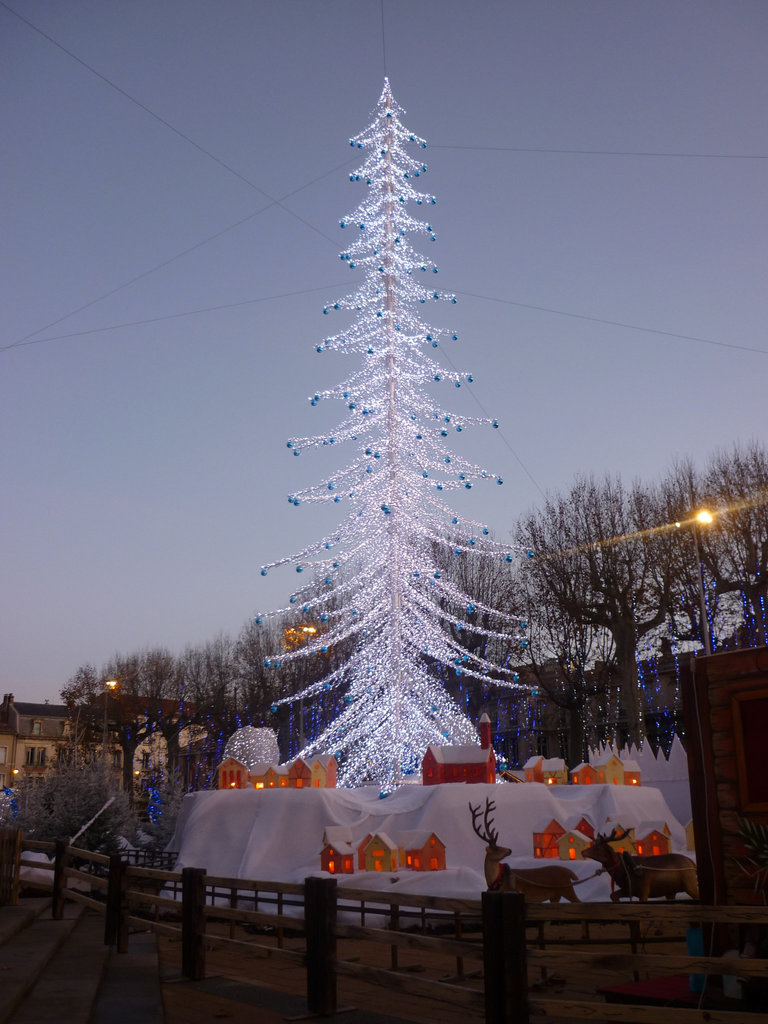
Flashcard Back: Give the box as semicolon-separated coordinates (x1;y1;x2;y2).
0;828;23;907
305;876;337;1017
482;890;528;1024
182;867;207;981
104;854;128;949
52;840;67;920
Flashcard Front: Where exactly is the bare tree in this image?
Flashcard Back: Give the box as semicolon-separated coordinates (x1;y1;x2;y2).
515;475;672;747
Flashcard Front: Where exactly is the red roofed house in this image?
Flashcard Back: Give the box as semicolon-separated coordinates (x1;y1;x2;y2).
422;714;495;785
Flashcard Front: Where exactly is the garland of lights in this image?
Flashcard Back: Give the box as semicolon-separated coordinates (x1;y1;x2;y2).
255;80;532;789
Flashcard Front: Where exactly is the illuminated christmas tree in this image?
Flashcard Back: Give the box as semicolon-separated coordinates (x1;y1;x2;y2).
257;80;529;788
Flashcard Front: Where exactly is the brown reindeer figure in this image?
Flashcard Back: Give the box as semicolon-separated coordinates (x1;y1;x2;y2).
582;827;699;902
469;798;580;902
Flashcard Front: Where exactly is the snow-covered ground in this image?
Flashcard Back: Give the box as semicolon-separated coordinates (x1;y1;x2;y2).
169;779;691;903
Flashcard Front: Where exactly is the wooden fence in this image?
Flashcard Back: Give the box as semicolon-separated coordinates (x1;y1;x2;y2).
5;830;768;1023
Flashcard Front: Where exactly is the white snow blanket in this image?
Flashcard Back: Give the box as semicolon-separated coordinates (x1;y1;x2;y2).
169;781;690;903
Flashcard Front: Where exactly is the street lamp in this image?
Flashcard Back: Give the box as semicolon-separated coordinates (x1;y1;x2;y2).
675;509;715;656
102;680;117;760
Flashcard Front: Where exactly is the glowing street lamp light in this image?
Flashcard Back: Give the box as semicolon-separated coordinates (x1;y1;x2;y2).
675;509;715;656
102;680;118;758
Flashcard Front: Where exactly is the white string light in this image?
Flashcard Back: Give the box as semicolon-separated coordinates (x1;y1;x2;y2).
256;80;532;789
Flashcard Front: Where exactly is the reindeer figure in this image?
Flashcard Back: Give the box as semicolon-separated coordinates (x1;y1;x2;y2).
469;798;580;902
582;827;699;902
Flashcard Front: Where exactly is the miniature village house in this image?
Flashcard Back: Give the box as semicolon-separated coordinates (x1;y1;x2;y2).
288;757;312;788
309;755;337;788
422;713;495;785
218;756;249;789
557;829;592;861
359;833;398;872
252;764;289;788
593;752;625;785
532;819;565;859
633;822;671;857
523;755;568;785
397;831;446;871
320;841;355;874
573;816;595;840
569;762;598;785
217;752;337;790
600;820;635;855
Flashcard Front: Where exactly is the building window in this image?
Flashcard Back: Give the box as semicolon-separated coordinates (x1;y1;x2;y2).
0;746;6;765
32;721;42;736
112;750;122;769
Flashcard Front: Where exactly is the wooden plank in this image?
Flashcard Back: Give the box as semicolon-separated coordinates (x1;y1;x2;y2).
204;932;305;964
66;846;110;866
22;840;56;853
526;948;768;977
65;889;105;913
529;995;759;1023
125;864;181;882
18;857;54;871
126;916;182;939
204;874;304;895
201;903;301;931
64;866;108;889
524;903;768;925
336;885;481;915
335;959;484;1009
125;889;183;912
334;921;484;960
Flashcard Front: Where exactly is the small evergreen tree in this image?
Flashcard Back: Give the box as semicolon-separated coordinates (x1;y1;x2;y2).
14;764;137;854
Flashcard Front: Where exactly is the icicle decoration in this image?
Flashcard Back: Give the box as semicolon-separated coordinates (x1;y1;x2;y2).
257;80;531;788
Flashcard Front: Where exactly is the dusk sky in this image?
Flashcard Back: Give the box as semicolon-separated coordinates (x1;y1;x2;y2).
2;1;766;703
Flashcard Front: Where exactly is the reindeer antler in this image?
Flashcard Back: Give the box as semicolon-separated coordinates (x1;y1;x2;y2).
469;798;500;848
606;827;631;843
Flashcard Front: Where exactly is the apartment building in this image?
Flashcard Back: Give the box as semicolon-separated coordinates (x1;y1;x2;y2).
0;693;71;788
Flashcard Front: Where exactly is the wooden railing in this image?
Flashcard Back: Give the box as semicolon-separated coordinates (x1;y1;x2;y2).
6;831;768;1022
